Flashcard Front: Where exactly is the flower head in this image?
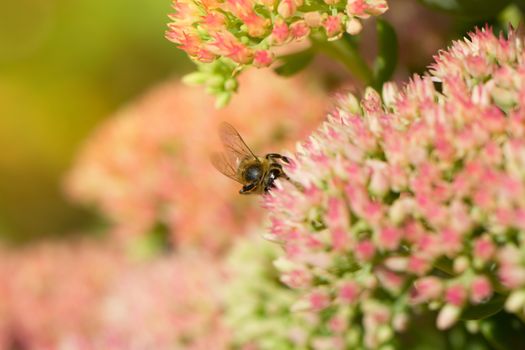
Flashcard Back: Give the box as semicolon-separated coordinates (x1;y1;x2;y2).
96;252;229;349
0;239;229;349
166;0;388;103
0;239;123;349
265;28;525;347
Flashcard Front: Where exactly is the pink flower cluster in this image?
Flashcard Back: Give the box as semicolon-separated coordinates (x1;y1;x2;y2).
0;240;228;350
0;240;124;350
95;252;229;350
66;70;327;252
166;0;388;66
264;28;525;348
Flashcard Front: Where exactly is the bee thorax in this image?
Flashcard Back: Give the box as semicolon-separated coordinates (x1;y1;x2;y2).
244;165;263;182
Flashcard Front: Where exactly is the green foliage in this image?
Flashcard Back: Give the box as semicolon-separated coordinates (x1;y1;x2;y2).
461;295;506;321
372;19;398;90
183;60;239;108
480;311;525;350
400;314;492;350
274;50;315;77
418;0;512;19
311;32;373;84
498;4;523;29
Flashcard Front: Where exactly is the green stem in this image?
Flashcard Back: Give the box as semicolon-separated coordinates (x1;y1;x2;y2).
311;34;373;85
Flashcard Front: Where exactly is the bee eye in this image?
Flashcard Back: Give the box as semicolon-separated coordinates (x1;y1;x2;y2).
244;165;262;182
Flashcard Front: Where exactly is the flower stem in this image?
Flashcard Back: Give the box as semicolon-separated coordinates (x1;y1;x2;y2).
311;34;373;85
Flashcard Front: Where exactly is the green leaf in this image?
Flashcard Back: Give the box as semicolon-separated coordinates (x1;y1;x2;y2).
372;19;398;90
182;71;209;85
215;91;233;108
499;4;523;28
480;311;525;350
461;295;505;320
274;50;315;77
312;33;373;84
418;0;512;19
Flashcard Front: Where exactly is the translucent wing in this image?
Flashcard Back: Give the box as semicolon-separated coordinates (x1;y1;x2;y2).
218;122;259;164
210;152;243;184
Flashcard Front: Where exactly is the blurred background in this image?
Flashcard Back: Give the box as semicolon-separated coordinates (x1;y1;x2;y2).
0;0;193;242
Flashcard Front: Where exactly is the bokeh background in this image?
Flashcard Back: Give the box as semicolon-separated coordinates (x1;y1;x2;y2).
0;0;193;242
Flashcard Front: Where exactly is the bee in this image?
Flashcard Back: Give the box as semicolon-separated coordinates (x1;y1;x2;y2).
211;122;290;194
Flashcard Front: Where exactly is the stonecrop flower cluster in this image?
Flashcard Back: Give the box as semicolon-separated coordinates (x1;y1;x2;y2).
0;238;229;350
224;235;489;350
96;252;229;350
166;0;388;103
264;28;525;348
0;239;124;350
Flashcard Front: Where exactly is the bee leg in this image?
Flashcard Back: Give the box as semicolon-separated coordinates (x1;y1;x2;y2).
269;164;301;192
272;163;290;180
265;153;290;164
265;153;280;159
239;182;257;194
264;181;277;193
277;168;297;189
264;168;287;193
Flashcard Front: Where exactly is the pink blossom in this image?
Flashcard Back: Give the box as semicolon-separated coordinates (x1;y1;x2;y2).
309;291;331;311
445;284;467;306
323;15;344;40
471;276;493;304
264;28;525;343
253;50;273;67
411;277;443;304
338;281;360;303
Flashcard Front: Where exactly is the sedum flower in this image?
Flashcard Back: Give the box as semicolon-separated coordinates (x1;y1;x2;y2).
0;239;229;349
0;239;124;350
66;69;327;252
264;28;525;348
224;235;491;350
95;251;229;350
166;0;388;104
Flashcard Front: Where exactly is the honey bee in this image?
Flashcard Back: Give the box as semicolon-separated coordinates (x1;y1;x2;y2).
211;122;290;194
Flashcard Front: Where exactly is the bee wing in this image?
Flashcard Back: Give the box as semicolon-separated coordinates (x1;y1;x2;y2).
210;151;243;184
218;122;259;164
